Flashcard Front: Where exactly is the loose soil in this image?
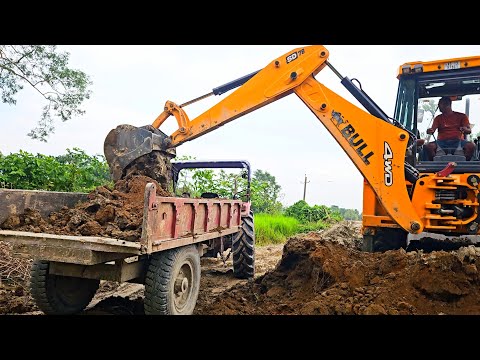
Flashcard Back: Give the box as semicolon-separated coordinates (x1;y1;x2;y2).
198;222;480;315
0;174;172;242
3;221;480;315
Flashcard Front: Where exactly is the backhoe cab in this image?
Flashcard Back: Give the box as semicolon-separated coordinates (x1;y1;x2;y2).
362;55;480;252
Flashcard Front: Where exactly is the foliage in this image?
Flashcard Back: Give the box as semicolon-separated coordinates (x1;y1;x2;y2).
420;99;438;122
285;200;343;223
250;169;283;214
176;165;248;200
0;45;92;141
419;99;439;139
191;169;247;199
173;158;284;214
330;205;361;220
297;220;329;233
0;148;112;192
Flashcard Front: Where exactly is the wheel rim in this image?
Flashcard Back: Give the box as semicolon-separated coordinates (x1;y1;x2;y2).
172;261;194;312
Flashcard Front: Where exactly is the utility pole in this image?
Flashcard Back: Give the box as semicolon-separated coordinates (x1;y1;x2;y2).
303;173;310;201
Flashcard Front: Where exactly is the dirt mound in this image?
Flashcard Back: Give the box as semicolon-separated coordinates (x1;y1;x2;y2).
198;222;480;315
4;218;480;316
0;282;37;314
0;242;37;314
314;220;363;250
0;174;172;242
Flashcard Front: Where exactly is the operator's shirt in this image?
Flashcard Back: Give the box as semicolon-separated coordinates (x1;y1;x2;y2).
431;111;470;141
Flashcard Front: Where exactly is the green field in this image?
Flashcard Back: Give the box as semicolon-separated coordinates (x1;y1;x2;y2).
254;213;329;246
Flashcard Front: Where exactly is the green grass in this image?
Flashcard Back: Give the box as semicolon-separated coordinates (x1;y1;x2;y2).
254;213;299;246
254;213;330;246
297;220;329;233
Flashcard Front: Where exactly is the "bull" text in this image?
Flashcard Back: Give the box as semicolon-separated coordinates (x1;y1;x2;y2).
330;111;374;165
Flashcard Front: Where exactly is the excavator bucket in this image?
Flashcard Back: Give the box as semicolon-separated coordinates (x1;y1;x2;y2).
104;124;175;181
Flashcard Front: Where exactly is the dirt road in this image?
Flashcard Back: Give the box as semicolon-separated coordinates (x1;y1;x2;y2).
79;242;284;315
3;220;480;315
0;239;285;315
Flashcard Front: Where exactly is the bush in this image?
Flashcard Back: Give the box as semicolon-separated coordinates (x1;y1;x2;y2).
0;148;112;192
285;200;343;223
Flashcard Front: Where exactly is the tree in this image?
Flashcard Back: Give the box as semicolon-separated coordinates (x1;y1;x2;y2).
0;45;92;141
342;208;361;220
285;200;342;223
284;200;309;221
331;205;361;220
251;169;283;214
421;99;438;120
171;161;283;214
420;99;438;138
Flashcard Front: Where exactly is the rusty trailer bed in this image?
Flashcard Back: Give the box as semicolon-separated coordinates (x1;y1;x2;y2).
0;230;143;265
0;183;245;265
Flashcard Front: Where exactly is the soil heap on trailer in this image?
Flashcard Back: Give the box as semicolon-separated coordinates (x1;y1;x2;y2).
1;175;170;241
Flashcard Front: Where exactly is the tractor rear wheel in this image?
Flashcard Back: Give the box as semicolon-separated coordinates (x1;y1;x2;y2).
144;245;201;315
232;210;255;279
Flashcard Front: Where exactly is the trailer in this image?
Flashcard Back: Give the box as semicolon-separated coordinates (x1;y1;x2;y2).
0;160;255;315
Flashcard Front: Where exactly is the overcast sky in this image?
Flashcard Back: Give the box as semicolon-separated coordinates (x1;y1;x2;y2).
2;45;480;212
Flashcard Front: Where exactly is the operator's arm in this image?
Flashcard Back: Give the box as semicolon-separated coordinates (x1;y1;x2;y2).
460;114;471;134
427;116;440;135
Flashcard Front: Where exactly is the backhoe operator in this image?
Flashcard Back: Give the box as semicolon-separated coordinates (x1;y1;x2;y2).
424;96;475;161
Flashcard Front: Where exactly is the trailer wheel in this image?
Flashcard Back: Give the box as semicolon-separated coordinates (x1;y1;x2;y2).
232;210;255;279
362;228;407;253
144;245;201;315
30;260;100;315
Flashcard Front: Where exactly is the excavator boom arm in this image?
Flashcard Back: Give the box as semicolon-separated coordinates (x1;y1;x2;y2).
109;45;424;233
294;76;423;233
154;45;423;233
158;46;328;146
